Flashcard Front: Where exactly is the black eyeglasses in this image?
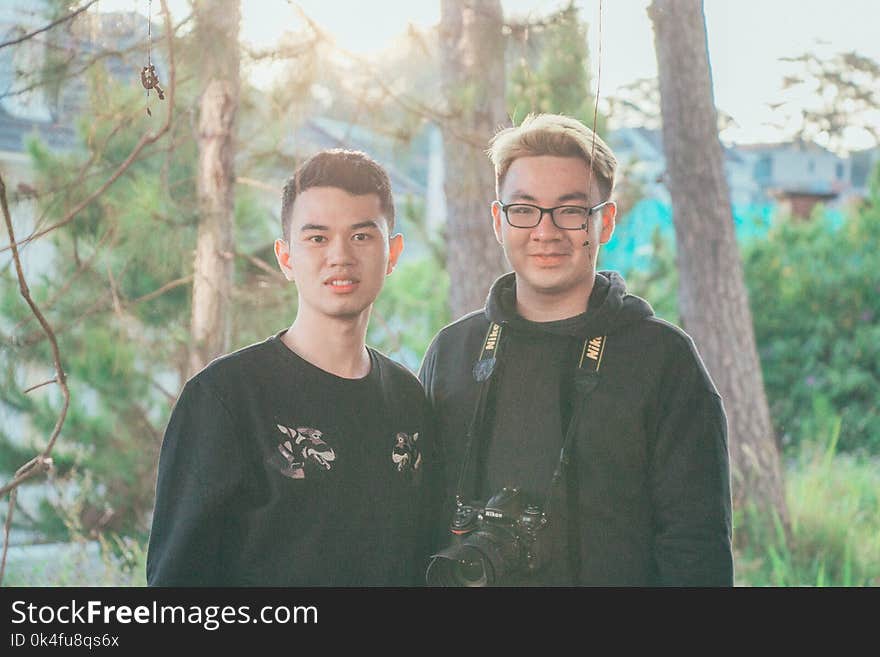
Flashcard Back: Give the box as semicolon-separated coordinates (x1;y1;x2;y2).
495;201;613;230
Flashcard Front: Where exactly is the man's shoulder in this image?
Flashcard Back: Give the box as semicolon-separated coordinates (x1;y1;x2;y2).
629;315;697;351
609;315;694;351
433;308;490;345
621;315;719;395
369;348;424;394
188;336;277;389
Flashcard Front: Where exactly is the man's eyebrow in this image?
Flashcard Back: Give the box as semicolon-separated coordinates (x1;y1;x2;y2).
505;191;538;202
557;192;590;203
504;191;591;203
300;220;382;232
350;220;382;231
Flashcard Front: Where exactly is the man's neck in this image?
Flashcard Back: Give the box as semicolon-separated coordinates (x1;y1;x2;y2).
281;310;372;379
515;277;595;322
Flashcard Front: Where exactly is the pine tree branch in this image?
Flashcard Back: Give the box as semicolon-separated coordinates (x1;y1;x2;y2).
0;0;177;255
0;0;101;50
0;0;175;586
287;0;486;149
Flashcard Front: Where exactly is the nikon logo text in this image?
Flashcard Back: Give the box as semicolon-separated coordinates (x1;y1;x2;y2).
585;337;603;361
485;324;501;351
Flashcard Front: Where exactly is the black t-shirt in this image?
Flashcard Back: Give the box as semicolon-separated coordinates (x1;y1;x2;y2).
481;331;577;503
146;332;439;586
475;327;581;586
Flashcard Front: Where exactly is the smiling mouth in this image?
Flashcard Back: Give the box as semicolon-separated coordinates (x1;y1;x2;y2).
325;278;359;293
530;253;569;264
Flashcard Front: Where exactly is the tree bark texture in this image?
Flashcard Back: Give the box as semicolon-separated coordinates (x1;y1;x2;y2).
439;0;509;318
649;0;789;526
189;0;240;376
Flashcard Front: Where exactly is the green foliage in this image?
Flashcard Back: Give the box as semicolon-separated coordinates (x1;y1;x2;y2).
734;425;880;586
1;49;203;544
610;225;679;324
369;197;450;371
506;3;606;134
743;194;880;454
370;256;450;372
616;174;880;456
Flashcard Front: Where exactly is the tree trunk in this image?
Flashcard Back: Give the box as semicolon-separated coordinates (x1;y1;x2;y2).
188;0;240;376
439;0;508;318
648;0;789;528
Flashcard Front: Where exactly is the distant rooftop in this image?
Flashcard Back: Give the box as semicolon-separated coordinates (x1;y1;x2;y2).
0;105;77;154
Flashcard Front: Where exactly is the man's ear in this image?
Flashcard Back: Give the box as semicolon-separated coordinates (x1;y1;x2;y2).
274;238;295;281
386;233;404;275
491;201;504;245
598;201;617;245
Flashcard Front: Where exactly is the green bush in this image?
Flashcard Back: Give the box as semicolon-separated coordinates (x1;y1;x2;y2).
743;190;880;455
620;164;880;455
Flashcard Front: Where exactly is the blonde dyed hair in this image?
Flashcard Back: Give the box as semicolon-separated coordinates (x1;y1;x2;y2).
488;113;617;201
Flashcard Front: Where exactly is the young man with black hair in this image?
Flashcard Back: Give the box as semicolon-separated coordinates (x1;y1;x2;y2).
420;114;733;586
147;149;438;586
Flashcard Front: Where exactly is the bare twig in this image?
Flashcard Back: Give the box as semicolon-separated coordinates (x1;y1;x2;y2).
0;179;66;583
238;251;287;283
11;225;117;335
23;377;58;394
106;264;124;320
0;0;177;255
128;274;192;307
287;1;484;149
15;274;193;349
0;0;101;50
0;12;192;103
0;172;69;494
370;308;403;355
236;176;280;194
0;0;176;586
0;489;16;585
151;378;177;405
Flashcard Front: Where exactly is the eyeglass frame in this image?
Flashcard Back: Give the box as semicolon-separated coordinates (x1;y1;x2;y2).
492;200;615;230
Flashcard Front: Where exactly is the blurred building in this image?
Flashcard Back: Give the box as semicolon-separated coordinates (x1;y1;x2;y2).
601;127;878;272
608;127;879;217
737;140;850;218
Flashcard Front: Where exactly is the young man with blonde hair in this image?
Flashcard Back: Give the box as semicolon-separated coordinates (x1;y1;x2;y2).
420;114;732;586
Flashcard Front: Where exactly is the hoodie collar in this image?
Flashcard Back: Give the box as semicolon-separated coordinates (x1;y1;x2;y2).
484;271;653;338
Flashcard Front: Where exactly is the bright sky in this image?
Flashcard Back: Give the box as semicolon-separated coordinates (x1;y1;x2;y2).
100;0;880;151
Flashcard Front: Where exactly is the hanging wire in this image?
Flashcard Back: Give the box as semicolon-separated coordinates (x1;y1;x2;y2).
140;0;164;115
586;0;604;204
148;0;152;71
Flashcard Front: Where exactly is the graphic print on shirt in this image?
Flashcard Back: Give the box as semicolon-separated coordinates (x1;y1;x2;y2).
267;424;337;479
391;431;421;482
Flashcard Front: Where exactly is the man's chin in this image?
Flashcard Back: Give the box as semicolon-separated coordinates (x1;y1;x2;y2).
517;269;592;297
323;300;375;321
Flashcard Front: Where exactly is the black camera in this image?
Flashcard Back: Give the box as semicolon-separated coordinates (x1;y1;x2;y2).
425;487;548;587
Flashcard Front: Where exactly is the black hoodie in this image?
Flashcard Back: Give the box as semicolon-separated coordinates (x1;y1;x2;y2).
419;271;733;586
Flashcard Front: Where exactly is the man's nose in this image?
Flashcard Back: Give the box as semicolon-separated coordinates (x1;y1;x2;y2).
530;210;562;239
326;237;355;265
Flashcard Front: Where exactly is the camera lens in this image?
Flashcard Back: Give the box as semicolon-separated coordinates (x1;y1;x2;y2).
426;546;492;587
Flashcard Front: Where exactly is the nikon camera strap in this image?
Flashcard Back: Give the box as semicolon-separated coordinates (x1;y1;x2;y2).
454;322;504;506
454;322;607;513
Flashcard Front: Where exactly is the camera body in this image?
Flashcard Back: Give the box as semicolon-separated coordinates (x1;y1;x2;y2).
426;487;549;586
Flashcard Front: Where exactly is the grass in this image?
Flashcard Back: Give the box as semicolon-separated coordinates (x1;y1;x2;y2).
2;534;147;587
734;421;880;586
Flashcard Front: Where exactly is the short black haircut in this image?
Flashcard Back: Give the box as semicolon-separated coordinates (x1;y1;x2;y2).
280;149;395;239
